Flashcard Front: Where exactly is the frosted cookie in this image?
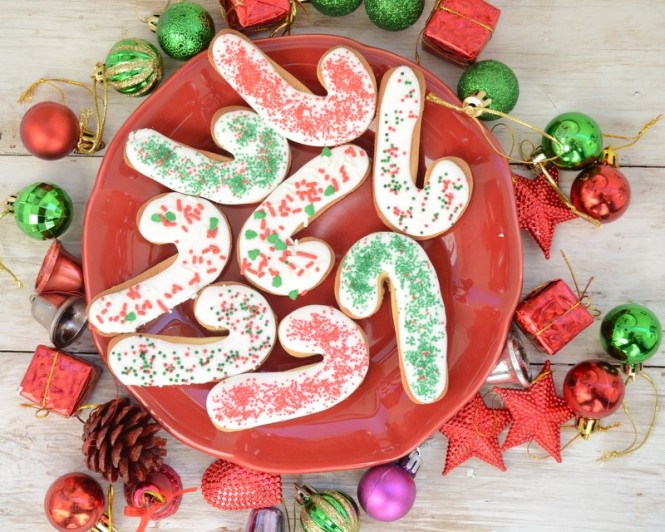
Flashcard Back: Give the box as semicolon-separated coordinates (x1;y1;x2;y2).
125;107;290;204
88;192;231;336
335;232;448;404
207;305;369;431
107;283;276;386
374;66;472;239
209;29;377;147
238;145;369;300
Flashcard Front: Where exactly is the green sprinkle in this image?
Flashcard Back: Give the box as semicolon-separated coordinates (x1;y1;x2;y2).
324;185;336;196
304;204;315;217
288;289;299;300
245;229;258;240
321;147;332;157
272;276;283;288
165;211;176;221
151;214;161;222
254;210;267;219
247;249;261;260
124;312;137;322
210;217;219;230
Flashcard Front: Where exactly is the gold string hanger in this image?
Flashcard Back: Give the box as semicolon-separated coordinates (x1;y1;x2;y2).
0;258;23;288
601;114;662;167
18;64;109;155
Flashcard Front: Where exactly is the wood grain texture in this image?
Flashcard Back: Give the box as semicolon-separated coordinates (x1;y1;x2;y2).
1;0;664;530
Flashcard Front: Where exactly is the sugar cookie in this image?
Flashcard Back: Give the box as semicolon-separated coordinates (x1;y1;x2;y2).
125;107;291;204
209;29;377;146
87;192;231;336
107;283;276;386
207;305;369;431
238;145;369;300
335;232;448;404
374;66;472;239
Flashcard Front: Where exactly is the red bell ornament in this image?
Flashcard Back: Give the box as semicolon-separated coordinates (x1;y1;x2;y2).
563;359;625;438
20;101;80;160
570;162;631;223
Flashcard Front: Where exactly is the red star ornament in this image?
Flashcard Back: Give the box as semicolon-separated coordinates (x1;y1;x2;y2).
494;361;575;462
439;393;512;475
512;166;577;259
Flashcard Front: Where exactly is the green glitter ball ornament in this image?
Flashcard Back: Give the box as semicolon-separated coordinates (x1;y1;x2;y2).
600;303;662;369
541;112;603;170
105;38;164;97
6;182;73;240
310;0;362;17
365;0;425;31
154;2;215;61
457;60;519;121
295;484;359;532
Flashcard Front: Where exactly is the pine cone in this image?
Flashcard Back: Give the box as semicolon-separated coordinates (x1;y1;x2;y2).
82;398;167;484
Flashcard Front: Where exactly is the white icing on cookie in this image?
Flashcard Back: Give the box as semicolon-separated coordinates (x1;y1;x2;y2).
238;145;369;300
207;305;369;430
209;30;377;147
125;107;290;204
87;192;231;335
107;283;276;386
374;66;472;239
336;232;448;404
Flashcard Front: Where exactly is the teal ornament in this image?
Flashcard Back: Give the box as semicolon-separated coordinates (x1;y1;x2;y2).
365;0;425;31
155;2;215;61
457;60;519;121
5;182;73;240
601;303;662;369
310;0;363;17
541;112;603;170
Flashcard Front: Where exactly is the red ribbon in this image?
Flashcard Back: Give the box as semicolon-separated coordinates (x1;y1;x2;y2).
125;486;197;532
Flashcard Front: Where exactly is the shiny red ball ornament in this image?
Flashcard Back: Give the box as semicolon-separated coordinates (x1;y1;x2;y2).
563;359;625;420
44;472;105;531
570;163;630;223
20;101;80;160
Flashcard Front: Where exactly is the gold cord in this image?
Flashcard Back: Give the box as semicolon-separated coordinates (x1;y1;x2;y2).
0;258;23;288
135;0;170;23
603;114;662;151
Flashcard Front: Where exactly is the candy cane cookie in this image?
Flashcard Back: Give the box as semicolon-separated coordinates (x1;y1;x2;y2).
374;66;472;239
238;144;370;300
209;29;377;146
88;192;231;336
335;232;448;404
125;107;290;204
107;283;276;386
207;305;369;431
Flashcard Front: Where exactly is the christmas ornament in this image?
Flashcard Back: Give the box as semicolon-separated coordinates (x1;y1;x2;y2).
18;345;99;418
81;398;167;484
485;330;532;387
30;293;88;349
44;473;106;532
600;303;662;371
511;164;577;258
494;362;574;462
542;112;603;170
2;182;73;240
104;38;163;96
563;359;625;438
365;0;425;31
457;60;519;120
357;449;421;522
201;460;281;511
421;0;501;66
295;484;360;532
220;0;293;33
35;239;84;296
439;393;511;475
245;507;286;532
124;464;183;521
153;2;215;60
19;101;80;160
311;0;362;17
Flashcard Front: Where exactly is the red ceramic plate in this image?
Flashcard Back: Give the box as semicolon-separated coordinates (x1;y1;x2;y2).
83;35;522;473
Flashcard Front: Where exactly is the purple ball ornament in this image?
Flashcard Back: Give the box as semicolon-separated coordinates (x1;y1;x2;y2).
357;448;422;522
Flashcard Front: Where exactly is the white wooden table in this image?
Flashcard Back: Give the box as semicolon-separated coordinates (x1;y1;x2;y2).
2;1;664;530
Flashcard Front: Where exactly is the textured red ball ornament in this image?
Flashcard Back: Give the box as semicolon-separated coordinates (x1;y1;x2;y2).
20;102;80;160
563;359;625;420
570;163;631;223
44;472;105;532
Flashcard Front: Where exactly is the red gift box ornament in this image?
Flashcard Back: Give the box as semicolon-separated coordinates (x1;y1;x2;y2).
422;0;501;66
515;254;599;355
220;0;302;35
18;345;99;417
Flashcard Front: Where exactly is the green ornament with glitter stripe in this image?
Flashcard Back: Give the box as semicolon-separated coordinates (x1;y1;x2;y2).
295;484;359;532
105;38;164;97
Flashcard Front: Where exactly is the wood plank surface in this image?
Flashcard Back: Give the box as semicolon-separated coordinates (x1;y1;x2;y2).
1;1;664;531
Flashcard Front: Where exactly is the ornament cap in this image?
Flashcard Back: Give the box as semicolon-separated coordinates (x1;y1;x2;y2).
622;362;642;380
147;15;159;32
576;417;599;440
396;448;422;477
3;195;17;213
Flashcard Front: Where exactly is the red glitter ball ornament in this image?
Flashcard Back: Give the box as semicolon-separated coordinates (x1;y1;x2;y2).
201;460;282;511
570;163;631;223
494;361;574;462
563;359;625;419
20;101;80;160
